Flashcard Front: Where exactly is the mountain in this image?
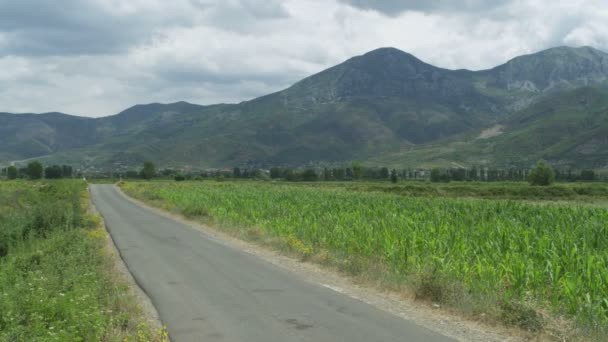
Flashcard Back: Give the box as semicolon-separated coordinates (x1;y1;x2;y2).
372;86;608;169
1;46;608;170
0;102;205;161
0;112;96;160
482;46;608;93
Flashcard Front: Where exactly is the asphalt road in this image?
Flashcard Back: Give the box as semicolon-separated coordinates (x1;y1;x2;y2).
90;184;454;342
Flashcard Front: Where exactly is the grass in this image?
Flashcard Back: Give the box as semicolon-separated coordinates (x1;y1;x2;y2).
0;180;166;341
122;180;608;338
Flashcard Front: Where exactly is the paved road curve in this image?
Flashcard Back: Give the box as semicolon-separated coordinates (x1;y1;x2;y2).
90;185;454;342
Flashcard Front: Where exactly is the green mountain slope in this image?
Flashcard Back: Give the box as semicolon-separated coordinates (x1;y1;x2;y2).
0;102;205;161
0;112;97;160
1;46;608;169
373;86;608;169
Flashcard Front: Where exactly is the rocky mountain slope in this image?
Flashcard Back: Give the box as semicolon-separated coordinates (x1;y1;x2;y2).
1;46;607;169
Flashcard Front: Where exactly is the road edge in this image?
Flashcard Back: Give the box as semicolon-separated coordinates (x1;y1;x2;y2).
88;185;167;339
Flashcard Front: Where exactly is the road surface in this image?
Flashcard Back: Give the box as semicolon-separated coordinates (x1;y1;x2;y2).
90;184;454;342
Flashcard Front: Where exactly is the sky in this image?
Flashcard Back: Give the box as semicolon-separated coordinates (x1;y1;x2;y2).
1;0;607;117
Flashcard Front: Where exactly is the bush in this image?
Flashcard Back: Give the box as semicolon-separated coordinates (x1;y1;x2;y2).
174;174;186;182
528;160;555;186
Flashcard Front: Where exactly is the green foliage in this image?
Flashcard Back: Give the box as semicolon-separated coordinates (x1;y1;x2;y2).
270;168;282;179
380;167;389;179
301;169;318;182
323;168;331;181
352;162;364;180
528;160;555;186
580;170;596;181
7;166;17;180
123;181;608;333
44;165;63;179
0;181;157;340
390;169;398;183
27;161;43;180
140;161;156;180
430;168;450;183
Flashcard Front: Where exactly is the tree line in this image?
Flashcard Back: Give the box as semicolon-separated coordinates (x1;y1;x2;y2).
20;159;602;186
429;162;600;184
1;161;73;180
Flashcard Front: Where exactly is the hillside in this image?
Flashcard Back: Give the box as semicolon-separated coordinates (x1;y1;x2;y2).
372;86;608;169
1;46;608;170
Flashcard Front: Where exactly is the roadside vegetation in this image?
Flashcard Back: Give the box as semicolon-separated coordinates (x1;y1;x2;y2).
122;180;608;339
0;180;165;341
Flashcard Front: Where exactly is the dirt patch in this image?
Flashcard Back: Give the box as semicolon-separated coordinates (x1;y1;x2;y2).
477;124;505;139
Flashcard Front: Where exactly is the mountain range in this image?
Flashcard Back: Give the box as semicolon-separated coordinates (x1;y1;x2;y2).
1;46;608;170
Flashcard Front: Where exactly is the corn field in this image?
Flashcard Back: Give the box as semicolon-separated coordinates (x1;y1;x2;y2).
123;181;608;328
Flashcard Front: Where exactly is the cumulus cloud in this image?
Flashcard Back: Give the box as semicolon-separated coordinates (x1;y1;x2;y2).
0;0;607;117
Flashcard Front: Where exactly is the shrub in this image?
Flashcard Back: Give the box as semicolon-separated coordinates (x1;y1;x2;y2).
528;160;555;186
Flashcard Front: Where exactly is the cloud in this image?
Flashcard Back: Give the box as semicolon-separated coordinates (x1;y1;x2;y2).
337;0;506;16
0;0;607;117
0;0;205;56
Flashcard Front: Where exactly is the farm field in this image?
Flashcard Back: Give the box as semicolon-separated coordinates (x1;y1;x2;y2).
278;180;608;202
0;180;163;341
122;180;608;337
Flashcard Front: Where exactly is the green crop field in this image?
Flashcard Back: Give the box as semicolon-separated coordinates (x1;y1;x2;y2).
0;180;165;341
122;180;608;336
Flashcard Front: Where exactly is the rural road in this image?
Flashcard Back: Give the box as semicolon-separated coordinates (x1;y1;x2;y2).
90;185;454;342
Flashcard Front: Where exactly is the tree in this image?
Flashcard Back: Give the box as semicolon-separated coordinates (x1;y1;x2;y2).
352;162;364;180
390;169;398;183
140;161;156;180
45;165;63;179
380;167;390;179
430;168;442;183
7;166;17;180
333;168;345;181
270;167;282;179
528;160;555;186
301;169;318;182
450;168;466;181
27;161;43;180
580;169;595;181
345;168;354;180
233;167;242;178
62;165;73;178
323;168;331;181
284;169;297;182
470;166;479;181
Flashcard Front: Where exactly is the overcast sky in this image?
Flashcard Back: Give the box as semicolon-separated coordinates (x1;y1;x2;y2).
1;0;607;117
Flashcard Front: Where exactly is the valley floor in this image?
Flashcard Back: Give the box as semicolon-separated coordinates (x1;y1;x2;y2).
120;179;608;341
